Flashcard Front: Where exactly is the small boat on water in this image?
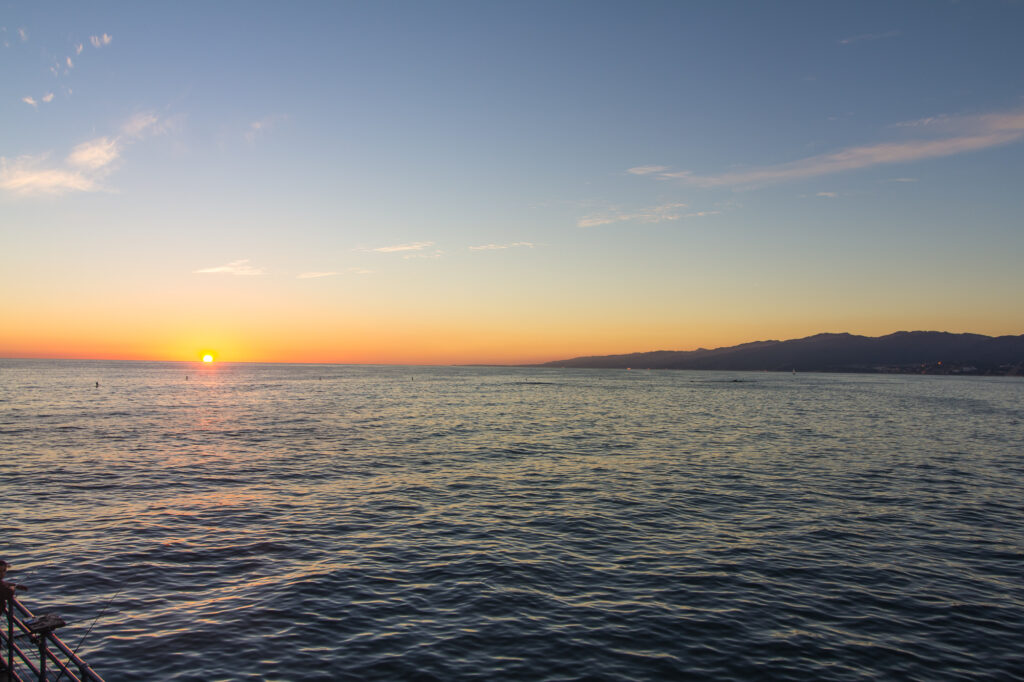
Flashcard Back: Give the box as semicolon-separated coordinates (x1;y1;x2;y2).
2;594;105;682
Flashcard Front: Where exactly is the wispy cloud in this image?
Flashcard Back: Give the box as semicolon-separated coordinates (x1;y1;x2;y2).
403;250;444;259
21;96;37;108
371;241;434;253
62;113;167;171
469;242;535;251
121;112;164;138
297;271;339;279
68;137;119;169
244;115;286;143
89;33;112;48
194;259;264;276
639;108;1024;189
1;112;171;197
0;155;99;195
577;202;717;228
66;56;73;69
18;27;27;42
75;43;83;55
627;165;669;175
42;93;54;103
816;191;838;198
839;30;900;45
888;177;918;183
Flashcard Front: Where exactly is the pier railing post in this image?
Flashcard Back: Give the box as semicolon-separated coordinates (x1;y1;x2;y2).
5;596;12;682
37;633;46;682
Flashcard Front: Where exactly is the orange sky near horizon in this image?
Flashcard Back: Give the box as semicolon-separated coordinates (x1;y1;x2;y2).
3;299;1021;365
3;236;1021;365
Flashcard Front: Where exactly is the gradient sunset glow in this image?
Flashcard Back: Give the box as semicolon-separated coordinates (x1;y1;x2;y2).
3;2;1023;364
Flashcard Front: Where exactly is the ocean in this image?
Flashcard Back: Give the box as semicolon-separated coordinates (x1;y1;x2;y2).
2;360;1023;680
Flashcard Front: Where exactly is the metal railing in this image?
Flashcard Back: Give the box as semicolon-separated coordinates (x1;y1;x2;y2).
2;595;104;682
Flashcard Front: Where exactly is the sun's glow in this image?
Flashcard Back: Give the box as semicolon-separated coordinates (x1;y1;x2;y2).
202;354;214;363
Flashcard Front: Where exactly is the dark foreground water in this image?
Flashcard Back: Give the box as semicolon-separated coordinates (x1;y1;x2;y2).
2;360;1023;681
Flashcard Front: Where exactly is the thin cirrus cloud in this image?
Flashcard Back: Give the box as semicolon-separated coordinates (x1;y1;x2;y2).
194;260;265;276
627;165;669;176
89;33;112;48
22;93;55;107
68;137;120;169
0;112;169;196
838;30;900;45
402;249;444;259
577;202;719;228
638;109;1024;189
296;271;339;279
298;268;373;278
468;242;535;251
245;115;287;143
0;157;99;194
370;241;435;253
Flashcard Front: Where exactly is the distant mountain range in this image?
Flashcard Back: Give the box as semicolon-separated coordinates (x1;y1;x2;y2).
538;332;1024;375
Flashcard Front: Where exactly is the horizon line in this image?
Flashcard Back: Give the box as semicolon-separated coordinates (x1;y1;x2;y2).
2;329;1021;367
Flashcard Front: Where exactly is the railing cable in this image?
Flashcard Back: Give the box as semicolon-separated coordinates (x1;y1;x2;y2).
52;589;119;682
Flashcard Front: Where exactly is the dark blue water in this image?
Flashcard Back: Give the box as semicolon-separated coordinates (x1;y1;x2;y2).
2;360;1023;680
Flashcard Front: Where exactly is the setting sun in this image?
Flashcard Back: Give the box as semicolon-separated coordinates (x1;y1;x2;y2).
202;354;214;363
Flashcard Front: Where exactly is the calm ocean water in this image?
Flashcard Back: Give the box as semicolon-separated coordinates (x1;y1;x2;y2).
2;360;1023;681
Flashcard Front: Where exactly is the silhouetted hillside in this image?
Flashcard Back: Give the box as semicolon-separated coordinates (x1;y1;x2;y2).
538;332;1024;375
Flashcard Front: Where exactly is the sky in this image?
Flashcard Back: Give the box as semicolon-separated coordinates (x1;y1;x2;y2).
2;1;1023;364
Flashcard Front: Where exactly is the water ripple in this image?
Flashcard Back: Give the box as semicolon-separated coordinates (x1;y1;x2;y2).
2;361;1023;680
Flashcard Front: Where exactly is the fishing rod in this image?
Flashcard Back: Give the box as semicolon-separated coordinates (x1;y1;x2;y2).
52;587;122;682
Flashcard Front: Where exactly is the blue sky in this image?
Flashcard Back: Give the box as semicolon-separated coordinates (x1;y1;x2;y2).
2;1;1023;362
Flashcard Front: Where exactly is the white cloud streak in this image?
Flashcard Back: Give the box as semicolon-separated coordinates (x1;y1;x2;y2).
244;115;286;143
245;121;266;143
839;30;900;45
121;112;161;138
371;241;434;253
18;27;27;42
66;56;73;68
1;112;170;197
578;202;701;228
42;93;54;103
75;43;83;55
816;191;838;198
194;259;264;276
89;33;112;48
0;156;99;195
68;137;119;169
403;250;444;259
469;242;535;251
627;165;669;175
297;271;339;279
639;109;1024;189
22;96;37;107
